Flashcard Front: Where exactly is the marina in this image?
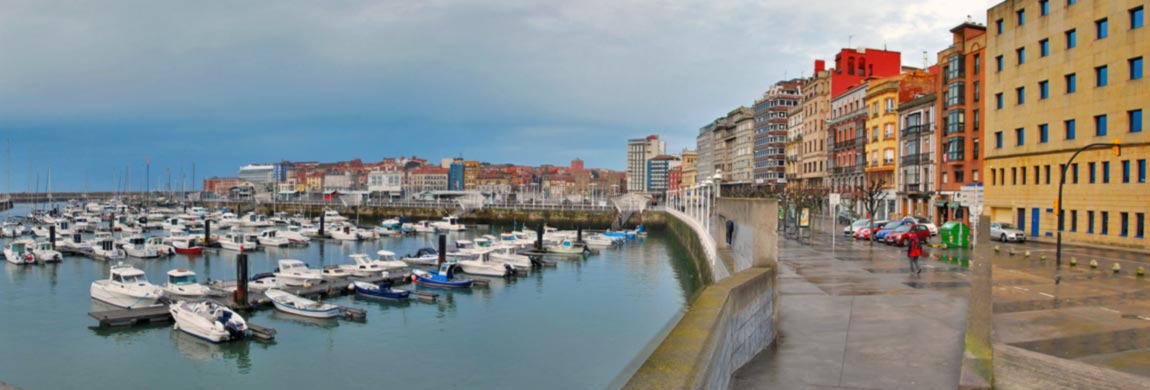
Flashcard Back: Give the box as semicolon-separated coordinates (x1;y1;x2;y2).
0;203;699;390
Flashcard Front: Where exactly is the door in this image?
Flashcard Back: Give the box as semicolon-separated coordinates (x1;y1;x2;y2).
1017;208;1026;233
1031;208;1040;237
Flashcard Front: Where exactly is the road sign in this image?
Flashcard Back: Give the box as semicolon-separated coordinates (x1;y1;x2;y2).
829;193;841;207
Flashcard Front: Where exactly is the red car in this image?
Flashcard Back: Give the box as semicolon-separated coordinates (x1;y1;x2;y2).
854;223;888;240
884;224;931;246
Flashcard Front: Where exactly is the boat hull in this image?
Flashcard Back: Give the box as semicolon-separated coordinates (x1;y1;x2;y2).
174;246;204;255
90;282;162;309
352;283;410;300
413;274;473;289
269;300;341;319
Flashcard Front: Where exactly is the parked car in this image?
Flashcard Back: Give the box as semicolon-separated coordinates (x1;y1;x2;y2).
854;221;891;240
910;216;939;236
885;224;932;246
874;219;912;241
837;210;858;225
990;222;1026;242
845;219;886;236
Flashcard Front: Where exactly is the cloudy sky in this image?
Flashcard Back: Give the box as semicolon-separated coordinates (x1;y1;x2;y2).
0;0;990;191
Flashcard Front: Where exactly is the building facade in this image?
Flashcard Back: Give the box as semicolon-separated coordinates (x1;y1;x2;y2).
937;21;987;225
864;75;902;219
695;123;716;184
626;135;666;193
647;155;680;193
730;107;756;185
753;79;802;187
985;1;1149;248
828;84;869;201
785;92;805;187
898;93;938;220
798;66;831;189
680;150;698;189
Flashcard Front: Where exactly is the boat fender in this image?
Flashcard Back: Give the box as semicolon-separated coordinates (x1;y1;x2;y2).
346;283;355;291
411;274;418;283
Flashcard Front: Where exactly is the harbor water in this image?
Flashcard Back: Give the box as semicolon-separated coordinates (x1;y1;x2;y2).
0;220;701;389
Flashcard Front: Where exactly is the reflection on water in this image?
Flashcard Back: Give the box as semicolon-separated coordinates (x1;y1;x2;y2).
169;330;253;373
270;311;340;329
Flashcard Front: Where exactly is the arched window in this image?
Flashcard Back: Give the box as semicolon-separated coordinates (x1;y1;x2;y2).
847;57;856;75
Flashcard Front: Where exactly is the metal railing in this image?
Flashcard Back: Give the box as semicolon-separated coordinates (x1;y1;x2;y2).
663;182;719;235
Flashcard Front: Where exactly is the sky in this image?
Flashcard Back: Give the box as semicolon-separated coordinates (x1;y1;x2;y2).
0;0;991;191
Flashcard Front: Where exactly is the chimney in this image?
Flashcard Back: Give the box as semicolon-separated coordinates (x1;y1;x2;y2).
814;60;826;73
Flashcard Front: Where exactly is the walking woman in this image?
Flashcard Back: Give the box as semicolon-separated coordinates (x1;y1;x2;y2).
907;236;923;274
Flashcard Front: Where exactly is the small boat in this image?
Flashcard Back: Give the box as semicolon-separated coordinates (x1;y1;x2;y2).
339;252;408;278
146;236;176;256
431;216;466;231
407;220;435;234
162;269;215;298
319;209;348;224
320;266;352;280
583;234;620;248
240;212;273;228
170;300;248;342
4;239;35;264
351;281;410;301
88;232;127;261
328;224;360;241
545;238;589;255
401;247;440;266
32;241;62;263
119;234;160;259
412;263;473;289
457;251;513;277
247;273;285;290
488;246;532;271
218;232;254;252
90;262;164;308
278;226;311;245
170;236;203;255
265;289;342;319
257;229;291;247
603;229;638;239
273;259;323;287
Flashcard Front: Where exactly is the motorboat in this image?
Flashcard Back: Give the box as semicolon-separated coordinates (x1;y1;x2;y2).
89;262;163;308
412;263;473;289
57;232;90;252
257;229;291;247
4;239;35;264
488;246;532;271
215;213;240;229
406;220;435;234
146;236;176;256
351;281;410;301
32;241;62;263
170;236;203;255
328;224;360;241
498;232;534;249
170;300;248;342
355;227;378;241
240;212;273;228
320;266;353;280
264;289;342;319
400;247;440;266
162;269;216;298
546;238;589;255
374;225;400;237
457;252;513;277
273;259;323;287
583;234;620;248
603;229;638;240
431;216;466;231
269;212;291;226
119;234;160;259
278;226;311;245
88;232;127;261
319;209;347;224
218;232;254;252
247;273;286;290
339;252;408;278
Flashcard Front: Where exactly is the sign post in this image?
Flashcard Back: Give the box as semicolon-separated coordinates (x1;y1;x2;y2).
960;184;985;244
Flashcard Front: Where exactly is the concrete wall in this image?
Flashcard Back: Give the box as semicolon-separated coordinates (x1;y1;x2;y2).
994;344;1148;390
220;203;662;230
626;198;778;390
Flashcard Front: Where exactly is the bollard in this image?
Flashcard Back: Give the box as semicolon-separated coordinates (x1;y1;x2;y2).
49;225;56;250
577;224;583;243
1090;259;1099;269
1070;257;1078;266
437;234;446;266
204;219;213;248
235;253;249;309
1138;266;1145;277
109;212;115;232
536;225;544;252
319;212;326;237
1113;263;1121;273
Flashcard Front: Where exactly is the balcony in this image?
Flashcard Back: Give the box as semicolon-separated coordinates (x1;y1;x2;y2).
944;121;966;135
904;183;921;193
901;154;920;166
900;123;932;138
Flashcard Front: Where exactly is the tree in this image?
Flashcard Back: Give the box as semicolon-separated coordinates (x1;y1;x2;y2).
856;178;887;245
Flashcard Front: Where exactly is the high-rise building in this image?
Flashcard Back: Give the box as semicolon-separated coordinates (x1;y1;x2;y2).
626;135;666;193
985;1;1148;247
864;75;903;219
729;107;756;185
753;79;803;187
646;155;681;192
798;63;831;189
937;21;987;225
785;90;805;187
448;159;465;191
696;122;716;182
897;93;938;219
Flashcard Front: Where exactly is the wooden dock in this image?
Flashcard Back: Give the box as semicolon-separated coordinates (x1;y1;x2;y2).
89;305;172;327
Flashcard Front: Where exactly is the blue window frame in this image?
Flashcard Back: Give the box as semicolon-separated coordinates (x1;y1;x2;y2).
1017;87;1025;104
1039;124;1049;142
1039;80;1049;98
1018;9;1026;25
1096;65;1108;86
1016;128;1025;145
1065;119;1077;139
1040;39;1050;57
995;131;1003;148
1131;57;1144;79
1103;161;1111;183
1131;109;1143;133
996;55;1004;71
1017;47;1026;64
1138;213;1145;238
1102;212;1109;235
995;93;1004;109
996;19;1004;34
1066;73;1077;93
1123;160;1131;183
1097;18;1109;39
1088;211;1095;233
1066;29;1077;48
1068;0;1076;5
1096;114;1108;136
1134;7;1146;29
1121;212;1129;237
1041;0;1050;15
1140;159;1147;183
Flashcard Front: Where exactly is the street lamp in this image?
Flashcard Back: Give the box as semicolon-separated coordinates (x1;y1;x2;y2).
1054;139;1121;284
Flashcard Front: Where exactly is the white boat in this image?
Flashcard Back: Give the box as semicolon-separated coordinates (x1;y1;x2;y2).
218;232;255;252
432;216;466;231
89;263;163;309
170;300;248;342
146;236;176;256
355;228;378;240
57;232;91;252
162;269;215;298
400;247;440;266
162;217;185;232
273;259;323;287
545;238;588;254
215;213;240;228
240;212;273;228
88;232;127;261
339;252;408;278
32;241;62;263
320;266;352;280
278;226;311;245
407;221;435;233
169;235;204;255
374;226;400;236
4;239;35;264
488;246;532;271
498;232;534;249
264;289;342;319
583;234;620;248
248;275;286;290
120;234;160;258
319;209;347;224
328;224;360;241
73;216;94;232
257;229;291;247
458;251;513;277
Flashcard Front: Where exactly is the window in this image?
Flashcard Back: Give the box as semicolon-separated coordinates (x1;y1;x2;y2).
1041;0;1050;15
1138;213;1146;238
956;170;965;183
996;19;1004;34
1039;124;1049;142
974;54;981;74
1103;161;1111;183
973;138;980;159
995;131;1004;148
1016;128;1025;145
974;170;980;182
1066;73;1077;93
1089;162;1096;183
1134;7;1146;29
1066;29;1077;48
1096;114;1108;136
1131;57;1144;80
1071;210;1078;232
1102;211;1110;235
1034;166;1039;185
974;109;981;130
1016;87;1025;104
996;55;1004;72
1065;119;1076;139
1013;167;1018;185
1068;0;1076;4
1018;9;1026;25
1139;159;1146;183
1017;47;1026;64
1022;167;1028;185
1096;65;1108;86
1039;80;1049;99
991;169;997;185
1040;39;1050;57
995;93;1004;109
1123;160;1131;183
1131;109;1143;132
1121;212;1129;237
1097;18;1109;39
1088;210;1095;233
1045;165;1051;184
1073;163;1079;184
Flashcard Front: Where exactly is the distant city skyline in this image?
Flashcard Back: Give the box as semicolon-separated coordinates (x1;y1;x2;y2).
0;0;986;191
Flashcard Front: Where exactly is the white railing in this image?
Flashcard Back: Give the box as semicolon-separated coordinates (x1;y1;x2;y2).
664;183;718;234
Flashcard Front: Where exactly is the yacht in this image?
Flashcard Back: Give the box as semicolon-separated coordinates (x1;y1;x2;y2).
432;216;466;231
32;241;62;263
338;251;409;278
273;259;323;287
319;209;347;224
4;239;35;264
88;232;127;261
457;251;512;277
218;232;255;252
278;226;311;245
170;300;248;342
119;234;160;259
328;224;360;241
240;212;273;228
257;229;291;247
162;269;215;298
89;263;163;308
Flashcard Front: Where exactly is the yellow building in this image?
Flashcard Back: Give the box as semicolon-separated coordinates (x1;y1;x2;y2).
864;75;902;205
306;174;324;192
680;149;698;188
463;161;480;190
986;0;1150;248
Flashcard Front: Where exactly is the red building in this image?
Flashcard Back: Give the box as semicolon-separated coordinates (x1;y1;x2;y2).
829;48;902;98
668;166;683;191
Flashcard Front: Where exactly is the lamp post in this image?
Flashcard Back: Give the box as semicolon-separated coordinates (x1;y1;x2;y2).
1054;139;1121;284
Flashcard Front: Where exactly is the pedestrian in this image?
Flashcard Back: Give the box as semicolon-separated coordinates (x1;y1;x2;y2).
907;236;923;274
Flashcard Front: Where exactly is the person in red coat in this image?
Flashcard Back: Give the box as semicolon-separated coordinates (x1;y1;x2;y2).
907;237;924;274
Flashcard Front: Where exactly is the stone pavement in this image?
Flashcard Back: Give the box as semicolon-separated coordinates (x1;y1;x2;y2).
731;227;969;390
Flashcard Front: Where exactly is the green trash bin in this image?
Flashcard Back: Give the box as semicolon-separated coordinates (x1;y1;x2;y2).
939;221;971;249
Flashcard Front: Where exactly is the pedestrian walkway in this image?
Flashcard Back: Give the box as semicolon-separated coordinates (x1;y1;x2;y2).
731;230;969;390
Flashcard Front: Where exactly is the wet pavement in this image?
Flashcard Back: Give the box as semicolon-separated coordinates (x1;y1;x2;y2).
733;216;1150;389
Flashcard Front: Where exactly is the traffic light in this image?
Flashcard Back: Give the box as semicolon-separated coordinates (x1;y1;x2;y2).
1113;138;1122;156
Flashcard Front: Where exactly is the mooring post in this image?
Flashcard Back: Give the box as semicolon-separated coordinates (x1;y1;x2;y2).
437;234;447;266
536;225;544;251
109;212;115;232
49;225;56;250
319;211;326;237
577;224;583;243
204;219;212;247
235;252;249;309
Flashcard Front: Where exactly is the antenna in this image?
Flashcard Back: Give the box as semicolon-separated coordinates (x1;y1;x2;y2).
923;50;928;69
848;34;853;48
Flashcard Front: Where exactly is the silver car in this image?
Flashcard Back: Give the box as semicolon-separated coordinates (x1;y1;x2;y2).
990;222;1026;242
